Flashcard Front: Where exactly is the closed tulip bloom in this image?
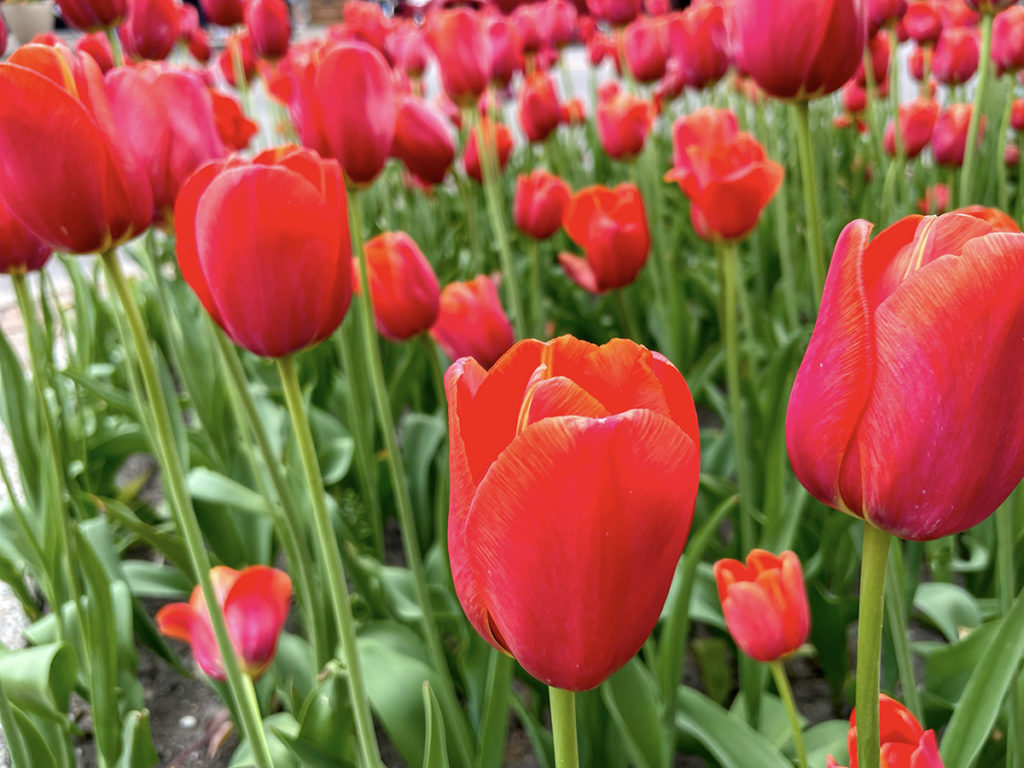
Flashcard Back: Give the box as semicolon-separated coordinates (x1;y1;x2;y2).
188;27;212;63
76;31;115;72
904;1;942;44
391;95;454;186
315;41;395;186
932;103;979;166
0;44;152;253
518;71;561;144
855;30;891;87
1012;97;1024;130
539;0;577;48
246;0;290;60
446;335;701;690
514;170;571;240
828;695;945;768
622;17;668;83
210;90;258;150
57;0;125;30
993;6;1024;75
917;183;949;214
786;213;1024;540
463;119;514;184
175;146;353;358
156;566;292;681
431;274;514;368
869;0;908;29
559;184;649;293
218;32;258;86
596;82;654;161
512;4;544;54
939;0;979;28
0;196;51;274
342;1;391;53
883;98;939;157
953;204;1020;231
666;4;729;90
586;0;641;26
357;232;439;341
120;0;179;61
932;26;979;85
561;97;586;125
732;0;865;99
199;0;242;27
427;9;491;108
386;22;431;79
714;550;809;663
486;16;524;88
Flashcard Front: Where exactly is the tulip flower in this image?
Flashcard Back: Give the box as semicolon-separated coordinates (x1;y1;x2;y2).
932;103;979;166
714;550;809;663
993;6;1024;75
932;26;979;85
664;107;783;242
518;71;561;144
666;4;729;90
246;0;290;60
953;204;1021;231
883;98;939;158
76;31;115;72
827;695;945;768
486;16;524;88
917;183;949;214
106;65;226;226
446;335;701;690
622;16;668;83
426;9;491;108
463;119;514;184
559;184;649;293
585;0;641;26
391;95;455;187
1013;98;1024;131
732;0;865;99
56;0;125;30
904;1;942;44
595;82;654;161
341;0;391;52
868;0;907;31
386;22;431;80
431;274;515;368
939;0;980;28
515;170;571;241
315;41;395;186
175;146;353;358
539;0;577;49
219;32;258;87
0;44;153;253
199;0;242;27
561;97;586;125
188;27;212;64
512;4;544;55
156;566;292;681
210;90;258;151
786;212;1024;540
119;0;178;61
0;196;51;275
355;232;439;342
855;30;891;87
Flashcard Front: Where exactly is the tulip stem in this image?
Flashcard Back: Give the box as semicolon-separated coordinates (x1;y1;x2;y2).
349;191;476;767
997;495;1024;768
883;541;921;721
276;354;383;768
104;27;125;68
99;250;274;768
549;687;579;768
475;653;515;768
855;522;892;768
888;25;905;169
528;238;545;339
791;100;826;301
961;11;994;205
759;100;799;329
997;78;1014;213
770;661;807;768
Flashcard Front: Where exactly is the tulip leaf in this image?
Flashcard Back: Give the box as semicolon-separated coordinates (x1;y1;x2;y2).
277;661;356;766
600;659;670;768
941;582;1024;767
92;494;191;574
422;681;451;768
186;467;271;517
232;712;300;768
803;720;850;768
113;710;159;768
0;643;76;725
0;681;71;768
675;686;791;768
913;581;983;644
307;405;355;486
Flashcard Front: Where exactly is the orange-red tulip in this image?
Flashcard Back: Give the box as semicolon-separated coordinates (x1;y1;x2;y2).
210;90;258;150
883;97;939;157
953;204;1021;231
427;9;491;108
431;274;515;368
514;169;571;240
463;118;514;184
787;213;1024;540
446;335;701;690
356;231;440;342
595;82;654;161
246;0;291;60
828;695;945;768
391;95;455;186
0;196;51;274
120;0;178;61
932;103;979;166
518;71;561;144
219;32;258;87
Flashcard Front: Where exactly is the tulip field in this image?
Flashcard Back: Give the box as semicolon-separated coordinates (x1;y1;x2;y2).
2;0;1024;766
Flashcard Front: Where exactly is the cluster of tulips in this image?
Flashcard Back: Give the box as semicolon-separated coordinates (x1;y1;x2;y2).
0;0;1023;766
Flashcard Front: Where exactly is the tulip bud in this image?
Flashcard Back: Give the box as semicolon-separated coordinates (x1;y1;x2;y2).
56;0;126;30
391;95;455;187
596;82;654;161
518;71;562;144
463;119;514;184
0;195;51;274
828;695;946;768
622;16;668;83
356;232;440;342
431;274;515;368
883;97;939;158
246;0;291;60
514;170;571;240
120;0;179;61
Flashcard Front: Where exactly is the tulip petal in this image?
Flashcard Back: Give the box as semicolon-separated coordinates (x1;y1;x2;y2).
224;566;291;676
464;409;699;690
523;376;610;426
721;581;787;662
175;159;230;327
155;602;194;644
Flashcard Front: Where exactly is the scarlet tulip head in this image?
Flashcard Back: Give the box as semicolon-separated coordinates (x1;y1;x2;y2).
0;44;153;253
120;0;178;61
559;183;649;293
76;32;115;72
903;1;942;44
426;9;491;108
0;196;51;275
917;183;949;214
156;566;292;681
514;170;571;241
56;0;126;30
586;0;642;26
218;32;258;87
386;22;431;78
883;98;939;158
713;550;810;663
855;30;891;89
199;0;242;27
932;26;979;85
391;95;455;186
431;274;515;368
732;0;866;100
463;119;514;184
932;103;979;167
357;232;440;342
1013;97;1024;130
210;90;258;151
787;213;1024;540
622;17;668;83
446;335;700;690
827;695;946;768
666;4;729;90
538;0;577;49
596;82;654;161
246;0;291;60
518;71;562;144
188;28;212;64
993;6;1024;75
175;146;353;358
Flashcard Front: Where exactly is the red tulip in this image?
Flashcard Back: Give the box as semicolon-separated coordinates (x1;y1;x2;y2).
431;274;514;368
561;97;586;125
446;335;700;690
666;4;729;90
427;9;491;108
732;0;866;99
855;30;891;87
356;232;439;341
0;196;51;274
596;82;654;161
1012;97;1024;130
827;695;945;768
463;118;514;184
586;0;642;26
56;0;125;30
938;0;980;28
246;0;290;60
219;32;258;87
868;0;908;32
664;107;783;242
315;41;396;186
106;65;226;226
993;6;1024;75
76;31;115;72
177;1;198;38
486;16;524;88
518;71;561;144
199;0;242;27
932;25;979;85
175;146;352;358
512;4;544;54
391;95;455;186
931;103;979;166
0;44;152;253
188;27;212;63
904;1;942;44
156;566;292;681
386;22;431;79
953;204;1021;231
120;0;179;61
210;90;258;150
622;17;668;83
342;0;391;53
514;169;571;240
917;183;949;213
559;184;649;293
714;550;809;663
786;213;1024;540
539;0;577;49
0;17;5;54
586;29;615;65
883;98;939;157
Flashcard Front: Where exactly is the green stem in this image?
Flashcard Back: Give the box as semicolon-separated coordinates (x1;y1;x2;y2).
614;288;639;340
276;355;382;768
888;25;905;168
760;100;798;329
99;251;274;768
961;12;994;205
770;661;807;768
855;523;892;768
884;540;921;721
549;687;579;768
475;653;515;768
104;27;125;67
997;78;1013;213
997;495;1024;768
527;238;545;339
349;191;475;767
791;101;826;301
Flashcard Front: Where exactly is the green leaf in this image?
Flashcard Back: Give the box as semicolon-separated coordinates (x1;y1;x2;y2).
92;495;190;574
422;682;450;768
675;686;791;768
600;659;669;768
232;712;300;768
186;467;271;517
308;405;355;485
0;643;77;724
114;710;159;768
121;561;192;599
913;582;983;644
279;661;356;766
803;720;850;768
921;620;997;707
